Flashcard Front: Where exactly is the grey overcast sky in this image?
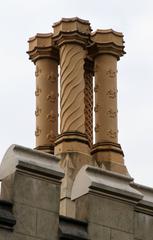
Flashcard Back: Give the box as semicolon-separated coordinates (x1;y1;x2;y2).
0;0;153;187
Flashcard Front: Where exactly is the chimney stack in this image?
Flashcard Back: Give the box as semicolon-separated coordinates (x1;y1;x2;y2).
90;29;128;175
27;33;59;154
52;18;92;157
27;17;129;216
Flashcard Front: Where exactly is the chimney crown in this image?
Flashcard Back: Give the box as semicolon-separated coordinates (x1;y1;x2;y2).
27;33;58;63
52;17;92;47
90;29;126;59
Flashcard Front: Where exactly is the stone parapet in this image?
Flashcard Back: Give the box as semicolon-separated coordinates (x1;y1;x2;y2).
0;144;63;183
71;165;142;203
72;165;143;240
71;165;153;240
131;183;153;240
131;182;153;215
0;144;64;240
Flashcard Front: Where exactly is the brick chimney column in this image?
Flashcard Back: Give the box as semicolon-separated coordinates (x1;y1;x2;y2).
53;18;92;155
52;18;93;217
27;33;59;154
90;30;129;175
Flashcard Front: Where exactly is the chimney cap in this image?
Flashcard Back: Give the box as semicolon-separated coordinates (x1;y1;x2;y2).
52;17;92;47
91;29;124;47
89;29;126;59
27;33;58;63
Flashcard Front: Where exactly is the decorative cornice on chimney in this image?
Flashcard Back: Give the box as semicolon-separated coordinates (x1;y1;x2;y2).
90;29;126;60
52;17;91;47
27;33;59;63
53;17;92;34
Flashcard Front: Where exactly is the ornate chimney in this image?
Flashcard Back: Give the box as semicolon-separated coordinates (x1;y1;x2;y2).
27;17;129;216
27;33;59;154
90;29;128;175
